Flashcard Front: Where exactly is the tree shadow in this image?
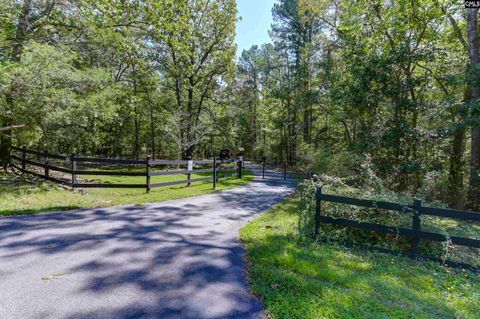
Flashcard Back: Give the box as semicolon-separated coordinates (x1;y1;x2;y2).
0;171;44;194
0;166;295;319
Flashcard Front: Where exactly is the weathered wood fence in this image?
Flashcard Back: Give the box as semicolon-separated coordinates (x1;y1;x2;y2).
10;146;243;192
315;186;480;252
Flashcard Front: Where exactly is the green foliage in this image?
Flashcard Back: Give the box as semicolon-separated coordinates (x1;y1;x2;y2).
0;0;239;160
298;174;480;267
232;0;478;208
1;42;116;152
1;0;480;208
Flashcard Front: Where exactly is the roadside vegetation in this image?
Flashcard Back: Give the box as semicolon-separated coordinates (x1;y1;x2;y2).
241;196;480;319
298;169;480;268
0;169;253;217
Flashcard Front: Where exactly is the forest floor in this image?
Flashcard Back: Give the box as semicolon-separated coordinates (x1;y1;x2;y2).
0;169;253;217
240;196;480;319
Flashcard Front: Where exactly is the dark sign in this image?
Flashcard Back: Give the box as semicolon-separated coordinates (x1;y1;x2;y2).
219;149;230;160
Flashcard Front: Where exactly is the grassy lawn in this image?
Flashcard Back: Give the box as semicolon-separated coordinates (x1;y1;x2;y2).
240;196;480;319
0;169;253;217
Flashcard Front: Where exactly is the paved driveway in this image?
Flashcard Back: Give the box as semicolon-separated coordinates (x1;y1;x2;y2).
0;166;296;319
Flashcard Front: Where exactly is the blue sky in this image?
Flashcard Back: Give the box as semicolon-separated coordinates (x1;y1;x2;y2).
236;0;275;56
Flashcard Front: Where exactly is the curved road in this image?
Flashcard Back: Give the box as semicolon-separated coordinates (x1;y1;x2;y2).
0;165;296;319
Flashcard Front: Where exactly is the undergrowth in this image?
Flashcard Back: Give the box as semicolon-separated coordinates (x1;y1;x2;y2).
298;171;480;268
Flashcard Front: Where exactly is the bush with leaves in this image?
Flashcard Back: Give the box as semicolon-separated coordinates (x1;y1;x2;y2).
298;161;480;267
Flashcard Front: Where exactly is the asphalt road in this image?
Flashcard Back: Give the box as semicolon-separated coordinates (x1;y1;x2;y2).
0;165;296;319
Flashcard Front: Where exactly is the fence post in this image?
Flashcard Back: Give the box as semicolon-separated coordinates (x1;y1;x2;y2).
21;146;26;171
44;150;49;179
146;156;151;193
71;154;77;188
411;199;422;255
213;157;217;190
239;157;243;179
187;160;193;186
315;186;322;237
262;158;265;179
237;158;242;179
236;159;239;178
284;161;287;180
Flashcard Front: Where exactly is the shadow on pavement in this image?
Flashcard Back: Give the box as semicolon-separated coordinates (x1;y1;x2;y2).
0;165;295;319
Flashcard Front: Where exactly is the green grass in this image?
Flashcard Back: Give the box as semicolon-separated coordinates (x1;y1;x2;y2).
240;196;480;319
0;169;253;217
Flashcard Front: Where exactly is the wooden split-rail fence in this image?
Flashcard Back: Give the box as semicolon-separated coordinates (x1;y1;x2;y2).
314;186;480;253
10;146;243;192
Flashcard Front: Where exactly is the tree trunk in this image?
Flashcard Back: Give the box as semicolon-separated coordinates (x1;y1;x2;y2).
467;8;480;209
252;71;258;150
448;88;470;209
182;74;195;160
449;125;467;208
132;78;140;160
11;0;31;62
134;113;140;160
147;93;156;160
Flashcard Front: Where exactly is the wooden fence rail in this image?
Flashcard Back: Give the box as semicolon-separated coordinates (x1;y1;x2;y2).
314;186;480;252
10;146;243;192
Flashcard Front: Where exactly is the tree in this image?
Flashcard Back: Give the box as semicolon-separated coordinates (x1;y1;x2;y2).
0;0;60;168
149;0;237;159
467;7;480;209
236;46;263;157
271;0;323;148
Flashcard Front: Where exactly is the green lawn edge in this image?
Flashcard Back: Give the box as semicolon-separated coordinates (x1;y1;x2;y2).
0;170;254;217
240;195;480;319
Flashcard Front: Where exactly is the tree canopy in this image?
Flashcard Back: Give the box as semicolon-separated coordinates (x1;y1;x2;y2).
1;0;480;209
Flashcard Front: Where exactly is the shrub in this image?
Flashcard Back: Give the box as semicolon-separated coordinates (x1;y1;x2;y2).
298;173;480;267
